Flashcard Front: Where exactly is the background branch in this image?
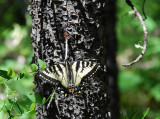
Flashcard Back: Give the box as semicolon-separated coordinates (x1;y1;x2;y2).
122;0;148;67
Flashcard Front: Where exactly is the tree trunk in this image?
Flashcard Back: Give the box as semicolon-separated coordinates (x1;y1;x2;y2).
28;0;119;118
104;1;119;119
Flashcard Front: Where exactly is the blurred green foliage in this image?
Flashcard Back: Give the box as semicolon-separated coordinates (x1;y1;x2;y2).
117;0;160;118
0;0;36;118
0;0;160;118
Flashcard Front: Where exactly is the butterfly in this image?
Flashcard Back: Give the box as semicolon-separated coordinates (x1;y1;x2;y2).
39;60;100;93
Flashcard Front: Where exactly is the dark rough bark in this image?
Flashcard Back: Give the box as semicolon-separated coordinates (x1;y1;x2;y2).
28;0;118;118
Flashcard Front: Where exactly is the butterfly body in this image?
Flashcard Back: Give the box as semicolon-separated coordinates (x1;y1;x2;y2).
39;60;100;93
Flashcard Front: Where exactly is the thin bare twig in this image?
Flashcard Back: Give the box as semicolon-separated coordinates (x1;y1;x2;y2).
122;0;148;67
142;0;147;20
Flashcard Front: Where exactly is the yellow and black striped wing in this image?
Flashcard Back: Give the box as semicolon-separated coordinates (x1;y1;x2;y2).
39;63;69;88
72;61;100;87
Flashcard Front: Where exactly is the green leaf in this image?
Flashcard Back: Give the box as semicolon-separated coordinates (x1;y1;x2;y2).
7;110;14;119
50;92;55;100
34;92;42;105
17;70;25;80
21;67;26;74
45;91;56;103
42;97;46;105
37;59;46;70
0;69;11;79
141;108;150;119
19;73;25;79
31;64;38;72
8;99;24;115
155;118;160;119
30;103;36;111
7;67;15;78
22;95;33;110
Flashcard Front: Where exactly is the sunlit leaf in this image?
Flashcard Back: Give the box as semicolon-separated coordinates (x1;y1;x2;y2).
21;67;26;74
42;97;46;105
38;59;46;70
7;67;15;78
31;64;38;72
141;108;150;119
30;103;36;111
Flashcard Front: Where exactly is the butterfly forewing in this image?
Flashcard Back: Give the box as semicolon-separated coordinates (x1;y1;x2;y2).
39;67;58;82
72;61;100;87
39;64;69;88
